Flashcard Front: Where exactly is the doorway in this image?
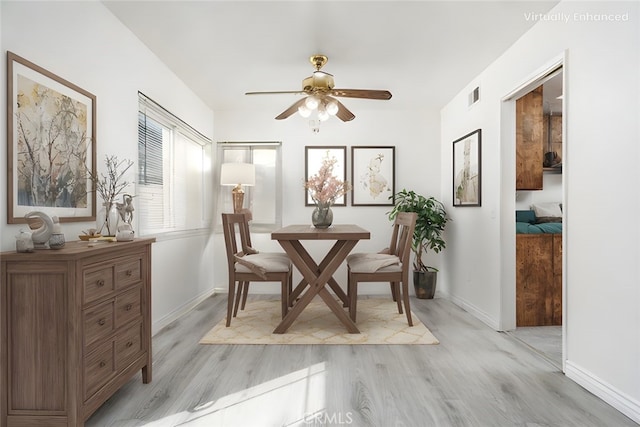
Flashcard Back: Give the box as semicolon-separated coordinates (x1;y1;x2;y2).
500;59;566;370
512;70;563;367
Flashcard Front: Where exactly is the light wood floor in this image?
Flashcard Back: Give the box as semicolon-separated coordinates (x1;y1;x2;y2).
86;295;637;427
509;326;563;369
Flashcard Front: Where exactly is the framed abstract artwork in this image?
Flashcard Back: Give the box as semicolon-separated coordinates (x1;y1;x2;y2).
304;146;347;206
452;129;481;207
351;146;395;206
7;51;96;223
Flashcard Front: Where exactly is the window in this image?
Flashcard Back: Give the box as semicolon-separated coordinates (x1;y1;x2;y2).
216;142;282;232
138;93;212;236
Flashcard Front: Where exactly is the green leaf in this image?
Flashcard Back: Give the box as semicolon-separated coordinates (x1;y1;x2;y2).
388;189;450;271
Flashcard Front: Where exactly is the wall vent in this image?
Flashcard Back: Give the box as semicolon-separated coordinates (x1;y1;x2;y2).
468;86;480;106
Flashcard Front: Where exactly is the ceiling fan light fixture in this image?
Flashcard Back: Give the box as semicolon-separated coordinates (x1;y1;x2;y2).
326;99;339;116
298;104;312;118
246;55;390;129
317;108;329;122
304;95;319;110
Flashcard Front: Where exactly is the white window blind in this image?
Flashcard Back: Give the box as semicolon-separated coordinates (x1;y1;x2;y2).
138;93;212;236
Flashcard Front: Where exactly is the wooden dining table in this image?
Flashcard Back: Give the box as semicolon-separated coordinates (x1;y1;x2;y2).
271;224;370;334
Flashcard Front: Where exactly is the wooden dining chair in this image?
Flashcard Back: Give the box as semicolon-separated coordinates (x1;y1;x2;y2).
346;212;417;326
231;210;291;316
221;213;292;327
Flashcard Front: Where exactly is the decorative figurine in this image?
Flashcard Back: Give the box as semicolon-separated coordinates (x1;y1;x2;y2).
116;194;135;225
25;211;54;249
116;223;135;242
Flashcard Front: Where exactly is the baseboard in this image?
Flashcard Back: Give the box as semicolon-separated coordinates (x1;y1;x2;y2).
438;290;500;330
152;288;217;335
565;361;640;424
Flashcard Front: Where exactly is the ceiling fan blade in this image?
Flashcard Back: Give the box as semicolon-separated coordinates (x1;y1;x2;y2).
274;98;307;120
334;99;355;122
246;90;306;96
328;89;392;100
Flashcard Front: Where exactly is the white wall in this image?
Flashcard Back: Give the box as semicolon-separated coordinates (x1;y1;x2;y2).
441;0;639;421
212;108;442;294
0;1;216;334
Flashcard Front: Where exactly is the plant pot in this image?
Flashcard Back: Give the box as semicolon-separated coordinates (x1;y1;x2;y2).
413;270;437;299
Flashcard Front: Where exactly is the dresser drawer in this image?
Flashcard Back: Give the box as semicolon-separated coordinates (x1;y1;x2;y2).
116;322;143;369
115;258;142;289
115;286;142;328
83;266;114;304
84;340;115;401
84;300;114;347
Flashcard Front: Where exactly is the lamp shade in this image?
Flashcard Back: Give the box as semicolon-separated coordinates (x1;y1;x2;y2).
220;163;255;186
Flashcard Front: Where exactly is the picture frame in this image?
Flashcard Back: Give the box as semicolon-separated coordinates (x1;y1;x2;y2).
452;129;482;207
7;51;96;223
351;146;395;206
304;146;347;206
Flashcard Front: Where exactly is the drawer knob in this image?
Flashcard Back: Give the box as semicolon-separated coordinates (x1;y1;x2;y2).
125;304;133;311
99;361;106;368
126;341;133;348
126;270;133;276
98;318;106;326
97;279;105;287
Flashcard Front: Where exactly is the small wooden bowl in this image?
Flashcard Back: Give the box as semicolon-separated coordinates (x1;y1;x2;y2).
79;234;101;241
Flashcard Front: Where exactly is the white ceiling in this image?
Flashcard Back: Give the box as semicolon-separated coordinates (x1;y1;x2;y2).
103;1;559;117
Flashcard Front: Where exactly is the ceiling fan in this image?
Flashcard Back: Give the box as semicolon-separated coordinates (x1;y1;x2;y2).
245;54;392;122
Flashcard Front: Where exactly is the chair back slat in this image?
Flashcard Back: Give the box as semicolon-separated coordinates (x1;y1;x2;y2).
238;212;253;250
389;221;400;255
390;212;417;267
221;213;253;272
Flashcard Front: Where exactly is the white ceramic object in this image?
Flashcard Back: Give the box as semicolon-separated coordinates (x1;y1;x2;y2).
25;211;54;249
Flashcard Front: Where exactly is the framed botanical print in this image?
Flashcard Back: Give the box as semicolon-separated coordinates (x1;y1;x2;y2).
351;146;395;206
453;129;481;207
7;51;96;223
304;146;347;206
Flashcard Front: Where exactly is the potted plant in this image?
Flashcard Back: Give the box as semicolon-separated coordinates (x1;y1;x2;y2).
388;189;450;299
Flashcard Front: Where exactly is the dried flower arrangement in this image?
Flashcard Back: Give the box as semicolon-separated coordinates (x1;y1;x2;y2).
304;151;351;205
89;155;134;206
87;155;134;235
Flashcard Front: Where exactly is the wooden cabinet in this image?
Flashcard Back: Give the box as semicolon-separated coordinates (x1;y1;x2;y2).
516;85;544;190
1;238;154;426
516;234;562;326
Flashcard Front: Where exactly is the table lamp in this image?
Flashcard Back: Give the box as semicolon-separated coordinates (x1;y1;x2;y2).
220;163;255;213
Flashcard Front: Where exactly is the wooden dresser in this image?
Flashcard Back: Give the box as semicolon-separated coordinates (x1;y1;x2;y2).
1;238;155;426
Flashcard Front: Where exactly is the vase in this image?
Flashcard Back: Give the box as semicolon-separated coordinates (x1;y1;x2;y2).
312;202;333;229
97;202;119;236
15;229;34;253
48;233;66;250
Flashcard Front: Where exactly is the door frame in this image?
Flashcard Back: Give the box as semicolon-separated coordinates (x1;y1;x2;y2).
499;52;567;372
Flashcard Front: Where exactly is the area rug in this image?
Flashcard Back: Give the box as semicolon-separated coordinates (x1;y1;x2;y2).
200;298;439;345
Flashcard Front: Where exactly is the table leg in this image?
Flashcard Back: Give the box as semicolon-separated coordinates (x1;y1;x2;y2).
286;241;350;306
273;239;360;334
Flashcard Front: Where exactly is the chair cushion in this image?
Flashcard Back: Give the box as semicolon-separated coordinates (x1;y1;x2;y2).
346;253;400;273
234;253;290;279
